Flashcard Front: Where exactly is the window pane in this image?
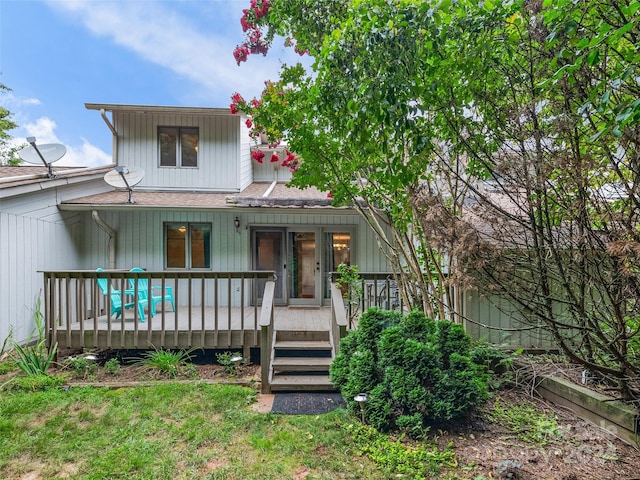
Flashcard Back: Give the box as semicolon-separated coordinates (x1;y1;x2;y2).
159;127;177;166
190;224;211;268
181;128;199;167
324;232;351;298
166;224;186;268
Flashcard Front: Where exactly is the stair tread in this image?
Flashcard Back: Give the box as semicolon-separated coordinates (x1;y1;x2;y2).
274;340;332;349
270;374;333;385
272;357;333;366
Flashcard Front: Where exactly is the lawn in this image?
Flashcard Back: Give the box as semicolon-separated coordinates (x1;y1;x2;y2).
1;351;638;480
0;382;454;479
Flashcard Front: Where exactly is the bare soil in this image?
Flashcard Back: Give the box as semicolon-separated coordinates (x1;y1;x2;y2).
4;349;639;479
437;390;640;480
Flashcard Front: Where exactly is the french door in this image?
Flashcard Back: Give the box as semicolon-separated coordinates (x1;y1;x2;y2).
252;227;353;306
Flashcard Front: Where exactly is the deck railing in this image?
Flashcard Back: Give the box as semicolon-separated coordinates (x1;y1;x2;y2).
329;272;401;329
42;270;275;351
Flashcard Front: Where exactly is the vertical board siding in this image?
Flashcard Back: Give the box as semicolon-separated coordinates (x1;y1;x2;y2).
81;209;390;309
116;113;241;191
0;206;84;345
464;291;555;349
239;116;253;189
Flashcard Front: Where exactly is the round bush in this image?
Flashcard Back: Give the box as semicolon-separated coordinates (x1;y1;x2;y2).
330;309;489;438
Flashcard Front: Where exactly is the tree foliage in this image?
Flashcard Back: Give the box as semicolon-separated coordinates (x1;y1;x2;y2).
233;0;640;399
0;82;21;166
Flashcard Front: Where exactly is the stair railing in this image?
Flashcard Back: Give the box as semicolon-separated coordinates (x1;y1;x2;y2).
330;282;348;355
259;281;276;393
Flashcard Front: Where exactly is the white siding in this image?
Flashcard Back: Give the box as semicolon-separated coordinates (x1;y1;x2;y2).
114;113;241;191
239;115;253;189
0;190;84;345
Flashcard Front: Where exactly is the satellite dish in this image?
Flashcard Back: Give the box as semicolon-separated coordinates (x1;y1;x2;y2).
19;138;67;178
104;166;145;204
19;143;66;164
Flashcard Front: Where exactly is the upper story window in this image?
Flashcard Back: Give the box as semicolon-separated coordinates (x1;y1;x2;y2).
165;222;211;269
159;127;199;167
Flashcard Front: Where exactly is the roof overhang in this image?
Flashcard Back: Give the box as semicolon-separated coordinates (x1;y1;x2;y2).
0;165;114;198
85;103;238;117
58;182;353;214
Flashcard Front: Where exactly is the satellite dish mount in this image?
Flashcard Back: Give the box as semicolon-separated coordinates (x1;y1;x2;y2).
116;166;134;203
104;166;145;204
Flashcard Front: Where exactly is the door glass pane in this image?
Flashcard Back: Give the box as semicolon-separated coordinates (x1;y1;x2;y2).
289;232;316;299
255;231;284;300
159;127;177;166
166;224;186;268
190;224;211;268
324;232;351;298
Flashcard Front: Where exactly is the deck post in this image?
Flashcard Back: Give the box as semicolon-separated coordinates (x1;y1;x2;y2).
259;281;275;394
330;283;348;355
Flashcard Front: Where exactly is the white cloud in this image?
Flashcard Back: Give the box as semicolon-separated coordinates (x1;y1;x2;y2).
46;0;288;100
22;98;41;106
23;117;59;144
61;139;112;167
15;117;111;167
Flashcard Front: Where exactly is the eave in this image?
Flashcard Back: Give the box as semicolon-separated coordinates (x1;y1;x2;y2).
85;103;238;117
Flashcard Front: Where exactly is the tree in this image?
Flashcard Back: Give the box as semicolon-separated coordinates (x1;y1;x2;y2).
233;0;640;399
0;83;21;166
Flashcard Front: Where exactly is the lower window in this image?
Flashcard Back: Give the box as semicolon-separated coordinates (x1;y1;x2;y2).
165;223;211;269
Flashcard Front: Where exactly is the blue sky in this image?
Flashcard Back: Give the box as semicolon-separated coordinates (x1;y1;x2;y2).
1;0;298;166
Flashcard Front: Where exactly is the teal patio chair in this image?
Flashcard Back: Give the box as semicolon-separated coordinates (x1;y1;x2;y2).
128;267;175;316
96;268;148;322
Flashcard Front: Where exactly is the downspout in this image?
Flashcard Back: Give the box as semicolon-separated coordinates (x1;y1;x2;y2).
92;210;116;269
100;108;118;165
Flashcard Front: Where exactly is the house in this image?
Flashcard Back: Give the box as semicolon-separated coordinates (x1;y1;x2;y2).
0;102;553;391
0;103;397;391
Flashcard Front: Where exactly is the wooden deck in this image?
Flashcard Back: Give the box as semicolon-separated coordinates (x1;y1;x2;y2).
52;305;332;350
43;270;398;392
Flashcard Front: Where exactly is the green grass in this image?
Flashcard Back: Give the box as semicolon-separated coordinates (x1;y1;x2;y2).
488;398;562;445
0;383;456;479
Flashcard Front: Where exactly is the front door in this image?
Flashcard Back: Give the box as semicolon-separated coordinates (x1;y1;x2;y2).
288;230;321;305
252;229;286;305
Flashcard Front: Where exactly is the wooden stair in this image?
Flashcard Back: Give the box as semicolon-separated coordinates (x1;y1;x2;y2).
268;329;336;391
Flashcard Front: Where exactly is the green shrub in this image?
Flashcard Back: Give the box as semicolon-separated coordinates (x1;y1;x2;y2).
330;309;489;438
11;298;58;376
3;374;64;392
104;357;121;376
63;355;98;380
0;360;17;375
215;351;244;375
469;341;521;390
128;347;199;379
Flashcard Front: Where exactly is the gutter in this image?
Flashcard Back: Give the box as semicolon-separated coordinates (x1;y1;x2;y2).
100;109;118;165
92;210;116;269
